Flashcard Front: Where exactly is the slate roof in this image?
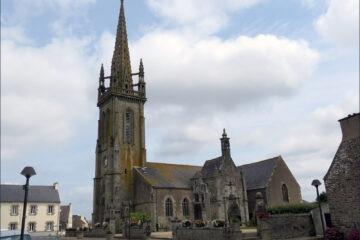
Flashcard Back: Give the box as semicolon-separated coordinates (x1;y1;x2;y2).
238;156;279;190
60;205;71;223
135;162;201;189
0;185;60;203
200;156;223;178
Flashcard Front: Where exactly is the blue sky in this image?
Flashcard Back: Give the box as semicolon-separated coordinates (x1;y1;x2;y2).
1;0;359;219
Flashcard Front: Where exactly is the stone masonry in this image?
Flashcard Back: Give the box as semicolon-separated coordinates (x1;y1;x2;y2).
324;113;360;236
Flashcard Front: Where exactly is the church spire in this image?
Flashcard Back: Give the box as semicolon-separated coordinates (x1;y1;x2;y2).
221;129;231;158
111;0;132;89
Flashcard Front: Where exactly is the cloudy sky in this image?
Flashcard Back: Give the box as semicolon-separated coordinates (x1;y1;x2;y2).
1;0;359;219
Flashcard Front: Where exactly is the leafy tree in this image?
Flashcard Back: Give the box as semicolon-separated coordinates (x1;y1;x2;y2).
317;192;328;203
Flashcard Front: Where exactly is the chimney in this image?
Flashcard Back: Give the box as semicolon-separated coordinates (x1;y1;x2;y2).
339;113;360;141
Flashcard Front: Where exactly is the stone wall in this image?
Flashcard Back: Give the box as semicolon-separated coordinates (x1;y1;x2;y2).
324;113;360;237
155;188;194;230
258;214;315;240
173;227;242;240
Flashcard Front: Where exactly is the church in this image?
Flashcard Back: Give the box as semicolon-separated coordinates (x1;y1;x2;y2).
92;0;302;230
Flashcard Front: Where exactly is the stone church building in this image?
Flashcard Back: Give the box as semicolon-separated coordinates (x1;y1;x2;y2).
92;0;302;230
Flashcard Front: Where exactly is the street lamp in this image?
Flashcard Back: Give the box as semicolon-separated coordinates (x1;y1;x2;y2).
311;179;325;236
20;167;36;240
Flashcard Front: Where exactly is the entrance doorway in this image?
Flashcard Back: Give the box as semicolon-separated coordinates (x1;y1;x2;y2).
194;204;202;220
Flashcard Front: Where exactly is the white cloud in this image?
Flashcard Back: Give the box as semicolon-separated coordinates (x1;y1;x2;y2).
147;0;263;34
129;31;319;110
1;35;99;160
315;0;359;47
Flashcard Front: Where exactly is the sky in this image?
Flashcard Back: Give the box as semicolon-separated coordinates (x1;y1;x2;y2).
1;0;359;219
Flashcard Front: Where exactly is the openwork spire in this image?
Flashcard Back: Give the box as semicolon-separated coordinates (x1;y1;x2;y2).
111;0;132;88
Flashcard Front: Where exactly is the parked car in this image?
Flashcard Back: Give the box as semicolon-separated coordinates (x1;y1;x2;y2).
0;230;31;240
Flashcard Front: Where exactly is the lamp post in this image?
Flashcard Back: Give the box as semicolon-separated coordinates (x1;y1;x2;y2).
20;167;36;240
311;179;325;236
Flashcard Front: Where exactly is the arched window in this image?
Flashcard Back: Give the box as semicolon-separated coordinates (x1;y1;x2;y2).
165;198;173;217
282;184;289;202
124;110;134;144
182;198;189;217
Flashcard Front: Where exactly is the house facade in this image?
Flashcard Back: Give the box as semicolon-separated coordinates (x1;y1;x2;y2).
0;183;61;236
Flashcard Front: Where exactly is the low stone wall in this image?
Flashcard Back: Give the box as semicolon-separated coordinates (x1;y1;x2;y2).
258;213;315;240
173;227;242;240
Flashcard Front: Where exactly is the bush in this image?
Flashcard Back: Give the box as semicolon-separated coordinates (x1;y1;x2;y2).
182;220;192;228
267;203;317;215
194;220;205;227
348;229;360;240
130;212;151;225
317;192;328;203
325;228;344;240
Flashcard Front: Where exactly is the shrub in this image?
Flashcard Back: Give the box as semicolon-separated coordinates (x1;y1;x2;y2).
194;220;205;227
182;220;192;228
325;228;344;240
348;229;360;240
317;192;328;203
267;203;317;215
130;212;151;225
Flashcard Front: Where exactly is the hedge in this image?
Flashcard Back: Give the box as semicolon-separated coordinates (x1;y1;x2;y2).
267;203;317;215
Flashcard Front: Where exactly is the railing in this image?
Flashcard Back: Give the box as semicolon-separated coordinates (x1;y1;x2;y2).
98;87;145;101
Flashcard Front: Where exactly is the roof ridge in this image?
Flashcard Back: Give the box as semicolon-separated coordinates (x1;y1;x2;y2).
146;161;201;167
1;184;56;187
238;155;280;167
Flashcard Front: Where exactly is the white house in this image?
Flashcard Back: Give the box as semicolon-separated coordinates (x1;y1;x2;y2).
0;183;61;236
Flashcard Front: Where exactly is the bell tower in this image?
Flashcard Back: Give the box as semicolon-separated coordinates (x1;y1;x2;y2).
93;0;147;224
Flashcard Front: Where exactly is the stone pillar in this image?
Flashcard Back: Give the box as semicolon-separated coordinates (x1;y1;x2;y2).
255;192;270;240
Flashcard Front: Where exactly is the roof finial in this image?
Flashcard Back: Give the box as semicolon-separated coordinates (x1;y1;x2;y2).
139;58;144;78
222;128;227;138
99;64;104;85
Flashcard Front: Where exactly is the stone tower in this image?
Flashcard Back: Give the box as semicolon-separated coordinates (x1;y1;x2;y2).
92;0;146;224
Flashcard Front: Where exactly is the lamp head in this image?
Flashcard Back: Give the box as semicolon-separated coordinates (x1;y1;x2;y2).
21;167;36;178
311;179;321;187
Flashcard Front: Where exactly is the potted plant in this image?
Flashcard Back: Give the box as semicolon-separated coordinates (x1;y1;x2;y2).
182;220;192;228
212;219;225;228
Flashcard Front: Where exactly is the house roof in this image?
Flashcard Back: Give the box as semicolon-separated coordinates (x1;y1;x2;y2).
134;162;201;189
238;156;279;190
0;185;60;203
60;205;71;223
